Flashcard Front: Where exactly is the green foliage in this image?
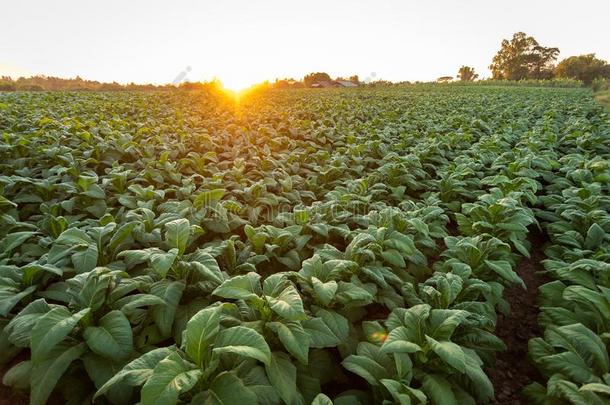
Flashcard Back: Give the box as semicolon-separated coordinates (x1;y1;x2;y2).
0;86;608;404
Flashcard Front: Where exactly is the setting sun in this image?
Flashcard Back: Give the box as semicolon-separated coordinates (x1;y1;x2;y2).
220;75;257;93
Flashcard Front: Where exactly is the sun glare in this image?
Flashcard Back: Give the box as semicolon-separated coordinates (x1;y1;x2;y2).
220;75;256;93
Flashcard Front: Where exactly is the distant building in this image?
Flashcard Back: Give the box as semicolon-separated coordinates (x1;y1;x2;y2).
310;80;359;88
335;80;358;87
310;81;335;88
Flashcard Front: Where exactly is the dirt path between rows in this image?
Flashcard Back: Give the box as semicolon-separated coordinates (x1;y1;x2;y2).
486;230;551;404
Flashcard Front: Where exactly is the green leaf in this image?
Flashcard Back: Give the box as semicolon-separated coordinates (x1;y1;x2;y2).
311;393;333;405
213;325;271;365
267;285;306;321
165;218;191;255
585;223;606;250
72;243;99;273
580;383;610;395
115;293;165;313
422;374;457;405
381;249;406;268
82;353;132;405
342;355;388;385
150;248;179;277
21;263;63;285
303;310;349;348
0;231;37;254
0;284;37;317
31;307;90;362
185;306;221;367
188;252;224;285
244;225;267;251
381;379;427;404
381;327;422;354
425;336;466;373
151;280;185;337
267;321;310;364
5;298;52;347
83;310;133;359
2;360;32;390
204;371;258;405
264;352;302;405
55;227;92;245
108;221;137;256
312;277;337;306
484;260;525;288
94;347;174;400
194;189;226;209
212;272;261;301
141;352;202;405
30;342;86;405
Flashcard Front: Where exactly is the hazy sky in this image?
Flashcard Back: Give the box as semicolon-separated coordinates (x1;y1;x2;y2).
2;0;609;89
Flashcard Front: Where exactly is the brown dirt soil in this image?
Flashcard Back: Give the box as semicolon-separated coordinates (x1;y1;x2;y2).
486;230;551;404
0;351;28;405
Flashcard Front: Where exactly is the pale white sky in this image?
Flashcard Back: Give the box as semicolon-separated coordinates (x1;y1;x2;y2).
1;0;609;90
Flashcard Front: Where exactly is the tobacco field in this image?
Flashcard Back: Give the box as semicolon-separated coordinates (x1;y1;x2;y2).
0;86;608;404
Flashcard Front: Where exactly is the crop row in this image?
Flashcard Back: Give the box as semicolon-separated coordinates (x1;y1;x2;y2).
0;87;608;404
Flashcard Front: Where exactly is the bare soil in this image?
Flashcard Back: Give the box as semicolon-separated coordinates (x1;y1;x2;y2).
0;351;28;405
486;230;551;404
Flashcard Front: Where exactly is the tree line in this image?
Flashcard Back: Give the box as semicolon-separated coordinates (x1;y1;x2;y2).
1;32;608;91
453;32;609;89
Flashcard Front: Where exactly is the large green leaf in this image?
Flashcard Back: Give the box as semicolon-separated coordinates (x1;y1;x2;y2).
185;306;221;367
83;310;133;359
311;277;338;306
342;355;388;385
204;371;257;405
265;352;303;405
267;321;310;364
151;280;186;337
94;347;174;400
212;272;261;301
165;218;191;255
421;374;457;405
266;285;306;321
484;260;524;288
0;284;37;317
150;248;179;277
425;336;466;373
0;231;37;254
303;310;349;348
141;352;202;405
5;298;52;347
213;325;271;365
31;306;90;362
30;342;86;405
72;244;99;273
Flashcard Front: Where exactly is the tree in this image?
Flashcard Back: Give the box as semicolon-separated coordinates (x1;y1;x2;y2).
555;54;610;85
303;72;331;87
437;76;453;83
457;66;478;81
489;32;559;80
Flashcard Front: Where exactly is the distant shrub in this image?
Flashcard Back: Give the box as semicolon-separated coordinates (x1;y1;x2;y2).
591;77;609;92
0;82;16;91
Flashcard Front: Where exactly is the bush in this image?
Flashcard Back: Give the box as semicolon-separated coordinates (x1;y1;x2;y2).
591;77;609;92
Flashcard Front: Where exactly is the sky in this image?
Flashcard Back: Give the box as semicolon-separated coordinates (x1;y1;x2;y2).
1;0;609;90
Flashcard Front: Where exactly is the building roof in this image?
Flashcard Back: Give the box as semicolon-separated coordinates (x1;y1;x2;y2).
336;80;358;87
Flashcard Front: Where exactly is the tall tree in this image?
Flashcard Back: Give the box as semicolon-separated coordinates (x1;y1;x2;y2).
457;66;478;81
555;54;610;85
489;32;559;80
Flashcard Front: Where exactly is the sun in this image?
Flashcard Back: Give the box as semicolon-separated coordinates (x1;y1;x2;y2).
220;75;255;93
